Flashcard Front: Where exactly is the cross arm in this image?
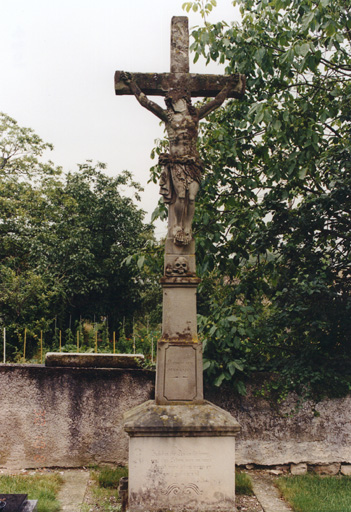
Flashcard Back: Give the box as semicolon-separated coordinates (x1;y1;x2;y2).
115;71;170;97
115;71;246;99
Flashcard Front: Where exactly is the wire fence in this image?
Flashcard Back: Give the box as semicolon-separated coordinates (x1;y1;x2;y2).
1;322;159;365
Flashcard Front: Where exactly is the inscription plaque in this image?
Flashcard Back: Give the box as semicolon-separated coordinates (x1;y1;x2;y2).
156;342;203;404
164;345;196;401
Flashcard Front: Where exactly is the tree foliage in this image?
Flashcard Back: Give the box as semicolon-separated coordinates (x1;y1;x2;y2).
175;0;351;397
0;113;155;358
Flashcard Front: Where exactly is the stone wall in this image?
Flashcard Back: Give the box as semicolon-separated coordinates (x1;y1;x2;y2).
207;382;351;467
1;364;350;469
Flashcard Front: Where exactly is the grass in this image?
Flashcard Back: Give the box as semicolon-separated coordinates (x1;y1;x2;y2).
277;474;351;512
80;466;128;512
0;473;63;512
95;466;128;490
236;471;254;495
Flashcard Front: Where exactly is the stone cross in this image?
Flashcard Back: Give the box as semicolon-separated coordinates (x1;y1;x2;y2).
115;16;245;247
115;16;245;405
118;19;243;511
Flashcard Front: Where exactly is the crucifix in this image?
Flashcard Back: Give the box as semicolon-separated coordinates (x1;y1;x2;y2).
115;16;245;405
115;16;245;247
118;17;243;512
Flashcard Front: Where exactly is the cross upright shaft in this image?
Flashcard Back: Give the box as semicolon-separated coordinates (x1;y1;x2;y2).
115;17;245;99
170;16;189;73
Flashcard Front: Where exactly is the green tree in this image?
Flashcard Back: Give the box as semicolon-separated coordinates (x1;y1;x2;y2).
172;0;351;396
0;114;155;358
0;112;58;178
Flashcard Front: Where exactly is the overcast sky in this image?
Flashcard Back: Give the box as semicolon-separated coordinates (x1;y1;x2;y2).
1;0;240;238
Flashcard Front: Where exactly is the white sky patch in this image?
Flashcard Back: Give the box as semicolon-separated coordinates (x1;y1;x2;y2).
1;0;240;239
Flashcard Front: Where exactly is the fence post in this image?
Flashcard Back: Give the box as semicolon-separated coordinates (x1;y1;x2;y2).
23;328;27;361
3;328;6;364
40;330;43;364
132;316;136;354
151;335;154;364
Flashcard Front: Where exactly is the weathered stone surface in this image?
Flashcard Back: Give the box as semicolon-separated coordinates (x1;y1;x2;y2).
207;380;351;466
45;352;144;368
161;283;199;341
117;17;245;249
114;72;245;99
171;16;189;74
313;463;340;475
129;436;236;512
21;501;38;512
268;469;283;476
155;342;203;404
290;463;308;475
0;364;153;469
125;400;240;512
124;400;241;436
1;366;351;469
341;464;351;476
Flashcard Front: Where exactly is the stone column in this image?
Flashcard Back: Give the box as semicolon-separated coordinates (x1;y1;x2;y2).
156;239;203;405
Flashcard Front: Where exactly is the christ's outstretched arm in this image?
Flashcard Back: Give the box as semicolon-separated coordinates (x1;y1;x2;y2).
120;72;168;123
197;83;234;120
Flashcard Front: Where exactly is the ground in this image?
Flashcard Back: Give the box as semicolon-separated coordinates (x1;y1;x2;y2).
81;475;264;512
235;493;264;512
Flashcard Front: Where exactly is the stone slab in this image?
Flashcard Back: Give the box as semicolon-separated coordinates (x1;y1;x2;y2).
0;494;27;511
0;495;37;511
21;501;37;512
155;342;203;404
57;469;90;512
124;400;241;437
45;352;144;368
250;474;293;512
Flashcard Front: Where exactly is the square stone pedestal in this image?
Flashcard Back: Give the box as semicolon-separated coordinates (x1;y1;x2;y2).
124;401;241;512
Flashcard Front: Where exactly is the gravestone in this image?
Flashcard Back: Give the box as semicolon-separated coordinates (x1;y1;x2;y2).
115;16;245;512
0;495;37;512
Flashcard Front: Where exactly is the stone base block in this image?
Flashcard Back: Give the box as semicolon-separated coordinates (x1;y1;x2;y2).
124;400;241;512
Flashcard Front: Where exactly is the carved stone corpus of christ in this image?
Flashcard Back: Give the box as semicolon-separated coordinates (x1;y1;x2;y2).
115;16;245;247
